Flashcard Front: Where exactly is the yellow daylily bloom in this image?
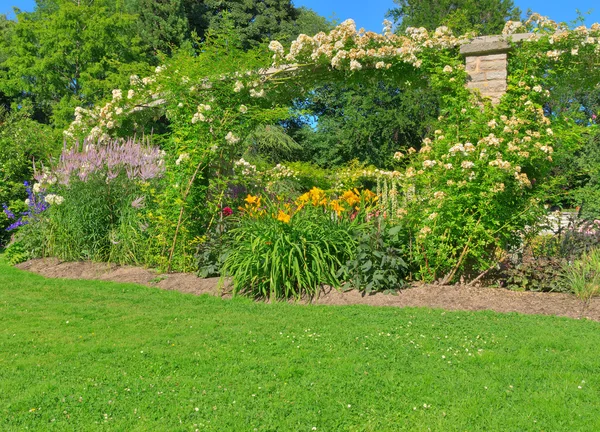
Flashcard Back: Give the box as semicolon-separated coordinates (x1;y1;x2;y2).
276;210;291;223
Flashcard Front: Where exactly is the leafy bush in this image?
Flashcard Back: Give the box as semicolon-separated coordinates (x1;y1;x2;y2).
4;241;29;265
196;207;235;277
339;220;408;293
0;107;60;245
223;188;374;299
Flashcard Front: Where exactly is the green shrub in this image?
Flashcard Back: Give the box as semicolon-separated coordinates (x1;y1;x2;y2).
4;241;29;265
223;189;372;299
339;220;409;293
0;107;60;245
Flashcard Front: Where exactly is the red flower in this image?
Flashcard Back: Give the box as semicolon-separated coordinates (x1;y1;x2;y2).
222;206;233;217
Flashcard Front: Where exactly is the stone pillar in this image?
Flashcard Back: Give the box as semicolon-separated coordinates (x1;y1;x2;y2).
460;34;530;104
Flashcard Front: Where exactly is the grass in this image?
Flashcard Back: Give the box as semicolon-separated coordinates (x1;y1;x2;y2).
1;260;600;431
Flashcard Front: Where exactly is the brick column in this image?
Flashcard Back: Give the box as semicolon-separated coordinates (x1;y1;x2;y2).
460;34;530;104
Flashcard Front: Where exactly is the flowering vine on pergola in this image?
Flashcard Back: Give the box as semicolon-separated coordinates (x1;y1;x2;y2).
58;14;600;275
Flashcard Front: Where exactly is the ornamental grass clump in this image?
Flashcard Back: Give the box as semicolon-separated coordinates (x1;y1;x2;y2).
223;188;376;299
563;248;600;304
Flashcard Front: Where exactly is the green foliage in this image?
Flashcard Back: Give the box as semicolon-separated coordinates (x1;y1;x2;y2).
572;130;600;218
279;7;336;42
39;173;156;264
0;0;152;127
224;194;364;299
339;221;409;293
293;81;439;168
0;106;60;243
243;124;302;162
196;212;234;278
197;0;300;49
388;0;521;35
3;241;29;265
126;0;189;55
563;248;600;303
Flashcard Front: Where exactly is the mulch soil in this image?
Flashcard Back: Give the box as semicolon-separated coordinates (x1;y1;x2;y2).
15;258;600;322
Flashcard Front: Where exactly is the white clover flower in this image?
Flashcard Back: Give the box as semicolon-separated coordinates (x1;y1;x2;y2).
225;132;240;144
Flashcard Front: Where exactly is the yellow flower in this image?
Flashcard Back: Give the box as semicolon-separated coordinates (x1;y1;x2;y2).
329;199;345;215
308;187;326;206
276;210;291;223
245;194;260;205
296;192;310;204
341;189;360;206
361;189;378;202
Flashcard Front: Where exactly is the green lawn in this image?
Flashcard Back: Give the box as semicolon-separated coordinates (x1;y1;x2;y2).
1;261;599;431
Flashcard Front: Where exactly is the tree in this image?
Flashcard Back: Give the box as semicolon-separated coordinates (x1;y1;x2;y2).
0;0;152;127
279;7;335;42
387;0;521;35
185;0;301;49
126;0;190;55
291;80;439;168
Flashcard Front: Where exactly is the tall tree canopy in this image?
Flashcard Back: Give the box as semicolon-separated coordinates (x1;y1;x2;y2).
387;0;521;35
0;0;151;127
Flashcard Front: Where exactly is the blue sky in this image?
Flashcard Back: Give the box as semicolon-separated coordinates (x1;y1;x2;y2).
3;0;600;33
